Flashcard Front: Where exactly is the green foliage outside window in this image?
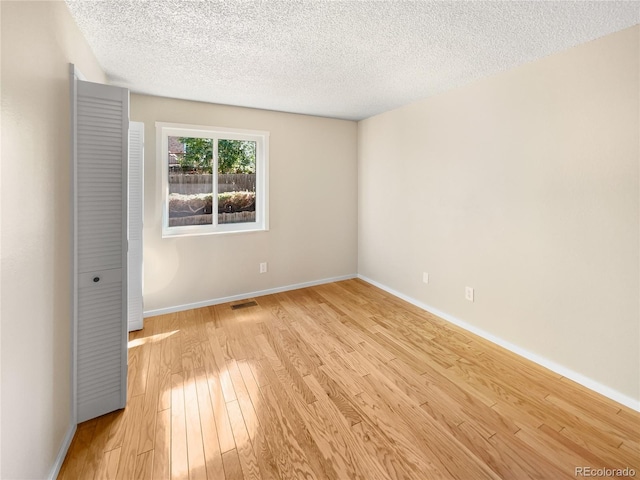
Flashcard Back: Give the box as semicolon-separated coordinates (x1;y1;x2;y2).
177;137;212;173
218;140;256;174
179;138;255;174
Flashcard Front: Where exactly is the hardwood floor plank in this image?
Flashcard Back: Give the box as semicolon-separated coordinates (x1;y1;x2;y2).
114;394;145;480
103;447;121;480
227;400;262;480
256;294;295;327
352;332;396;364
170;372;189;480
235;318;272;388
216;303;248;361
130;332;152;398
200;340;236;454
103;406;129;452
286;321;331;369
262;319;316;376
304;371;415;480
372;315;460;369
350;390;451;479
133;450;152;480
449;360;566;431
136;332;162;454
359;373;499;480
544;393;634;449
558;422;639;468
323;317;372;354
349;420;414;480
127;342;141;401
183;363;207;480
81;412;118;479
205;305;223;329
453;420;573;479
61;279;640;480
236;359;281;480
170;313;183;375
156;316;174;412
514;423;612;472
310;366;363;427
205;323;237;403
349;350;430;406
152;408;171;480
221;449;244;480
551;380;626;421
181;308;207;371
193;367;225;480
414;358;521;437
259;367;330;479
297;312;355;355
618;442;640;471
488;430;576;479
255;333;317;405
617;405;640;431
58;419;97;479
293;383;371;480
241;364;318;480
317;355;366;398
468;345;561;398
226;359;260;446
536;423;618;470
371;330;428;375
227;307;253;362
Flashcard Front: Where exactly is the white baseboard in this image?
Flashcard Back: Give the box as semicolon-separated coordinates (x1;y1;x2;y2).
144;274;357;318
48;422;76;480
357;274;640;412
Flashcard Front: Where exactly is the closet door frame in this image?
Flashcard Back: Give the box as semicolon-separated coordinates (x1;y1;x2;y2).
70;63;83;426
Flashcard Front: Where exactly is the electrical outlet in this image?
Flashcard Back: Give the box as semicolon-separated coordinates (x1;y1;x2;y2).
465;286;474;302
259;262;268;273
422;272;429;284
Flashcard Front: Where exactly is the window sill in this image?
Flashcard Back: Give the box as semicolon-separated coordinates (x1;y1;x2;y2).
161;224;269;239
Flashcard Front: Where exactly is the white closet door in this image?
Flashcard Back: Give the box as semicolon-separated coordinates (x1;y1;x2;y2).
76;79;129;423
128;122;144;332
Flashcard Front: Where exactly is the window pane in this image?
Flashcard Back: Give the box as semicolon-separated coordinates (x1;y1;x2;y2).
168;136;213;227
217;139;256;225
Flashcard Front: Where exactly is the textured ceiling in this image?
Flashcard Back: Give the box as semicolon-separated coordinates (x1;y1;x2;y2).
65;1;639;120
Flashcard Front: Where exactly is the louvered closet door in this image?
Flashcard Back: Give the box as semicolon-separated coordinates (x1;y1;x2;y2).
76;80;129;423
128;122;144;332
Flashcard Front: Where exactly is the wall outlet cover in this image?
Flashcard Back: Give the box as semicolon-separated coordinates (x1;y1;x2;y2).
465;286;474;302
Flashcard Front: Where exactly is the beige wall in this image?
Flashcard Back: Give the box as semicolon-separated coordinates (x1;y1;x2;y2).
131;95;358;313
358;26;639;403
1;2;106;478
0;7;636;480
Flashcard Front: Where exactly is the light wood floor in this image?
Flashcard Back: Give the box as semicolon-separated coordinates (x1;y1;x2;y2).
59;279;639;479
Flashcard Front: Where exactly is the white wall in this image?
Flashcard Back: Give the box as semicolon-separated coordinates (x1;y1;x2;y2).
358;26;639;404
131;95;358;313
1;2;106;478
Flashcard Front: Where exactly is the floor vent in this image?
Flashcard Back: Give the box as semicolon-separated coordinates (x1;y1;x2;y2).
231;300;258;310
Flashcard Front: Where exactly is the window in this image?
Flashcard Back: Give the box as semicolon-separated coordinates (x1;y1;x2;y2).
157;122;269;237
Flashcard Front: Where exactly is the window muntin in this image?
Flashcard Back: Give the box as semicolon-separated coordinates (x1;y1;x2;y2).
158;123;268;237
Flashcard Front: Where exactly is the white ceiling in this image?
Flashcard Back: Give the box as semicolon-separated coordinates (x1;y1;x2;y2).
65;1;639;121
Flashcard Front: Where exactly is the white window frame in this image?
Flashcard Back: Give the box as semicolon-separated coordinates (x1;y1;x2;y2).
157;122;269;237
